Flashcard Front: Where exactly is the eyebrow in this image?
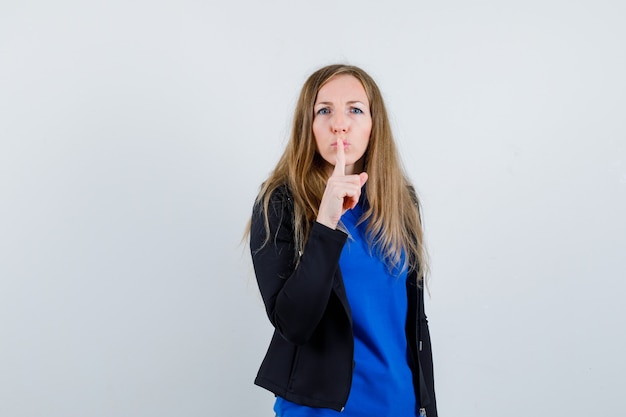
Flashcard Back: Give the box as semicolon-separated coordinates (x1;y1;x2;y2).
314;100;367;107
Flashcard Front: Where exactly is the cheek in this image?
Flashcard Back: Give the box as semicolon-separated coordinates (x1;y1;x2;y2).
312;130;321;149
361;124;372;143
312;122;326;147
364;121;372;134
312;120;323;138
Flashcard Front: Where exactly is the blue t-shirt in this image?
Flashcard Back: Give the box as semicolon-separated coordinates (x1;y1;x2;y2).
274;202;418;417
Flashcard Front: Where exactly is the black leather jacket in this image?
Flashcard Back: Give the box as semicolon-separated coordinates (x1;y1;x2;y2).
250;186;437;416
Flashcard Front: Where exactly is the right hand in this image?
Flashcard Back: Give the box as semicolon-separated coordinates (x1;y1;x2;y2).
316;138;368;229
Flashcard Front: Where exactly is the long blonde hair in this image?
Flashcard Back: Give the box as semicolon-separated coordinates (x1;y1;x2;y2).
250;64;429;283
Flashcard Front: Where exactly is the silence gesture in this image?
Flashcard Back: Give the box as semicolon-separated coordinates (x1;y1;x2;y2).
316;138;368;230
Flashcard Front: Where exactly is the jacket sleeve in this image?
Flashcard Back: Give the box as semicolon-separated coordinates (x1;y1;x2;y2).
250;188;348;345
419;286;438;416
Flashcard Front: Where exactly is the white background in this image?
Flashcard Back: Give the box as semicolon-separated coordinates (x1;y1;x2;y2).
1;1;625;416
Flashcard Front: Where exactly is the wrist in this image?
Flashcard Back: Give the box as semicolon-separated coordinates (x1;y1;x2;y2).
315;216;337;230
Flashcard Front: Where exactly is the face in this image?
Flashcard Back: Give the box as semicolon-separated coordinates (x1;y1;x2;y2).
312;74;372;175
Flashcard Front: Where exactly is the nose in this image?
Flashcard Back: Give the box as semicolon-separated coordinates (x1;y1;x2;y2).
331;112;348;133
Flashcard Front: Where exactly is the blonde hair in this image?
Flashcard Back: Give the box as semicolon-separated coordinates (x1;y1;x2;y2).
250;64;429;283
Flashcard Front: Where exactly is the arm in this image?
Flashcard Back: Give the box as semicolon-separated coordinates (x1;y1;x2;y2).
250;188;348;345
419;286;438;416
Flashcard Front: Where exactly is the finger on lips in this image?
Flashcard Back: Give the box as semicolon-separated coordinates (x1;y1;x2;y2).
318;137;370;227
334;138;346;177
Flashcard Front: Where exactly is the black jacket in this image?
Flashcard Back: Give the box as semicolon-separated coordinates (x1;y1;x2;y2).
250;186;437;416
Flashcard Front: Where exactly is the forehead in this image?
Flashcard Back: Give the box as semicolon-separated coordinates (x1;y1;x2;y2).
315;74;369;103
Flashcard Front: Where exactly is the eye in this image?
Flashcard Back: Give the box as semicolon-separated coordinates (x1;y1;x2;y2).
316;107;330;115
350;107;364;114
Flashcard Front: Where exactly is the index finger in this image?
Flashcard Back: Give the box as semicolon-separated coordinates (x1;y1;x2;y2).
333;138;345;177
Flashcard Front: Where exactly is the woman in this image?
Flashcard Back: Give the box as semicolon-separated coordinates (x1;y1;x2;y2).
248;64;437;417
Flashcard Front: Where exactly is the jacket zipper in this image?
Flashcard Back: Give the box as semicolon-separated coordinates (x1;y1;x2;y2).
416;281;429;415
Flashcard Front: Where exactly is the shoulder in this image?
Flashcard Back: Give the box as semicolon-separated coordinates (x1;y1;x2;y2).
255;183;294;218
406;184;419;207
250;183;297;251
251;183;295;235
405;183;425;229
270;183;293;205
